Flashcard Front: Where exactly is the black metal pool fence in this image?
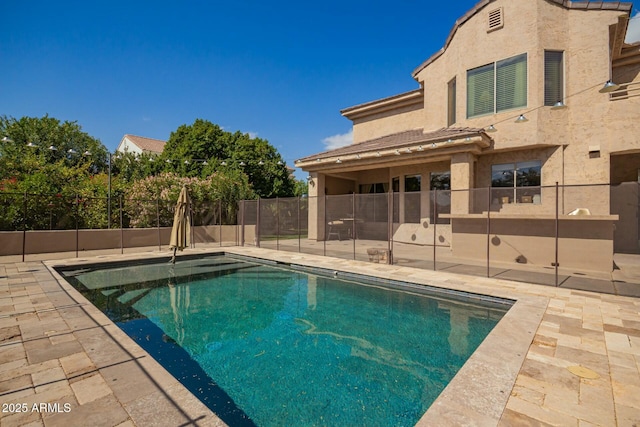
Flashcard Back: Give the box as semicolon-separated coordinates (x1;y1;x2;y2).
2;182;638;288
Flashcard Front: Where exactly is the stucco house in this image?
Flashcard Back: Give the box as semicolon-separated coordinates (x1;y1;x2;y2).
295;0;640;274
116;134;166;156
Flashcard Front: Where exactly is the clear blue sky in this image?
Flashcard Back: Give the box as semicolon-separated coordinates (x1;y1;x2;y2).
2;1;636;179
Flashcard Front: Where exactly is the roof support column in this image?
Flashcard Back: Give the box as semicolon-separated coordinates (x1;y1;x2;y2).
307;172;326;240
451;152;476;215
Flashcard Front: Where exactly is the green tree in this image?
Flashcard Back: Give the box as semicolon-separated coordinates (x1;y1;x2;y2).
160;119;295;198
293;179;309;197
124;172;254;228
0;115;113;230
0;115;108;182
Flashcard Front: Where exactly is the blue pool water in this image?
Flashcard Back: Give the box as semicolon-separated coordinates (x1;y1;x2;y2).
58;255;510;427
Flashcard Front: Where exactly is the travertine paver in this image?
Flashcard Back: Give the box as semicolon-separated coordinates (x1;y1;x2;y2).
0;247;638;426
0;254;224;427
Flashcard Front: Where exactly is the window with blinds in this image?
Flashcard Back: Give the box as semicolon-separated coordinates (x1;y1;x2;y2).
467;53;527;118
544;51;564;106
496;53;527;112
467;64;494;118
447;77;457;126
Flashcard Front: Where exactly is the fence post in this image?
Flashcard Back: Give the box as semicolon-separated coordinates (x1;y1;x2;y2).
191;202;195;249
433;189;437;271
241;200;245;247
75;194;79;258
156;197;161;251
276;197;280;251
388;191;393;265
219;200;222;247
323;194;326;257
256;198;261;248
352;193;356;260
486;187;491;278
119;195;124;255
22;191;27;262
555;182;559;287
297;196;301;253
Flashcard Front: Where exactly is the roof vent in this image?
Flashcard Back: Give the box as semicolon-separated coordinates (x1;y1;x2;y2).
488;7;504;32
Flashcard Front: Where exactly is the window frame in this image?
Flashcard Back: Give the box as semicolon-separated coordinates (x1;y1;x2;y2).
447;77;457;126
544;50;564;106
467;53;528;118
491;160;541;204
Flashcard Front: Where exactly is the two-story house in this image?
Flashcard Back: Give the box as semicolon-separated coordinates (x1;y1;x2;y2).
295;0;640;274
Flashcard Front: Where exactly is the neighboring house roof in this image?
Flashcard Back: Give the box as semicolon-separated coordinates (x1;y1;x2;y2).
296;127;490;167
411;0;634;78
118;134;166;154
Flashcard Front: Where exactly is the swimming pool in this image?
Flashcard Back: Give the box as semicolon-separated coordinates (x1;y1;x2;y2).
57;254;511;426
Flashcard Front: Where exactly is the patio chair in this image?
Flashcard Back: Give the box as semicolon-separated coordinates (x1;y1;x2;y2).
327;220;345;240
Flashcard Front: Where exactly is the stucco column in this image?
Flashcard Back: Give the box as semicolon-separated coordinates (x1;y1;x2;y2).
450;153;475;214
307;172;326;240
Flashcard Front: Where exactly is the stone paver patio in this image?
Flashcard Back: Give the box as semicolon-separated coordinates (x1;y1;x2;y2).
1;246;639;426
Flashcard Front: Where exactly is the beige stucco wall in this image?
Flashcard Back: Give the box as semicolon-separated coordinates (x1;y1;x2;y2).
351;104;424;144
413;0;637;189
451;217;615;273
0;226;243;256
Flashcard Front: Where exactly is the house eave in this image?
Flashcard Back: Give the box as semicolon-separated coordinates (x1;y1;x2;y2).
340;89;423;121
297;131;491;173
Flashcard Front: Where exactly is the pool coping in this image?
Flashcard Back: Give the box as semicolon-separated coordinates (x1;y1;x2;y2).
36;247;548;426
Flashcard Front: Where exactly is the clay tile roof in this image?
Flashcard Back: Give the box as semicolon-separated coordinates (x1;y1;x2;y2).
412;0;633;78
124;134;166;154
296;127;486;163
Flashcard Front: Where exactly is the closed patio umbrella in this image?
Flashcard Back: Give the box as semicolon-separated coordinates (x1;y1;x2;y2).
170;185;191;263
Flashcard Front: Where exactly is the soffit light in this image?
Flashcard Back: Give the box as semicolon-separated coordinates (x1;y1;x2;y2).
417;145;424;151
336;158;342;164
395;149;401;155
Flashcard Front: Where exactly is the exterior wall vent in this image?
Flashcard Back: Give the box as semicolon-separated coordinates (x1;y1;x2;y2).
488;7;504;32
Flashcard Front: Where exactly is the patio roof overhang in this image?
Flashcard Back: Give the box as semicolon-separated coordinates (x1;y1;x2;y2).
295;127;492;173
